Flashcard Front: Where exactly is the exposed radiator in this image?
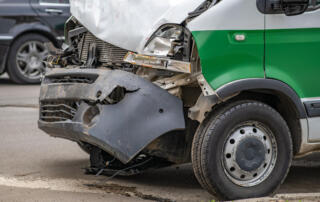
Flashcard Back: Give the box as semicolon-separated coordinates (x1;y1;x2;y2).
78;32;128;65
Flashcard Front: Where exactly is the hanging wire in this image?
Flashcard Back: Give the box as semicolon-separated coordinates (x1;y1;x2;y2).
95;157;153;182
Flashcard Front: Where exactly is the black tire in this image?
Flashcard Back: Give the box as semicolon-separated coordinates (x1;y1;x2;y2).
192;101;292;200
7;33;49;84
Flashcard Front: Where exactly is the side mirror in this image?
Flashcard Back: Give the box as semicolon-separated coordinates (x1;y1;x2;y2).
280;0;309;16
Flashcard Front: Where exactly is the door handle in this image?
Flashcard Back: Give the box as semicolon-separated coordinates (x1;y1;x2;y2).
45;8;63;14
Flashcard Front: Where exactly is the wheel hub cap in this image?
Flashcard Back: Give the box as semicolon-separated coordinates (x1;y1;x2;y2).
235;137;265;172
29;56;41;69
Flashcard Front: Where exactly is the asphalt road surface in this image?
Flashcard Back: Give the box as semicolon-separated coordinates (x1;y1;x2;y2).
1;74;320;202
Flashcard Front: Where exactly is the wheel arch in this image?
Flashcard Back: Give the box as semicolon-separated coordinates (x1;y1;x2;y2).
10;29;60;48
216;78;307;119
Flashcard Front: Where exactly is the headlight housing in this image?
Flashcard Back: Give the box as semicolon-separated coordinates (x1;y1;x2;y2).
124;24;193;73
144;25;183;57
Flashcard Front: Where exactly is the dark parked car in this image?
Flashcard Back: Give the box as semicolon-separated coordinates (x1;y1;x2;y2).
0;0;70;84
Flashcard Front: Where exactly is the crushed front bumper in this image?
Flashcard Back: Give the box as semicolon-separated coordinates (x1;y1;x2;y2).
38;68;185;164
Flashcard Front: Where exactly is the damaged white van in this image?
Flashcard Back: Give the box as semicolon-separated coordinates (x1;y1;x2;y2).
38;0;320;200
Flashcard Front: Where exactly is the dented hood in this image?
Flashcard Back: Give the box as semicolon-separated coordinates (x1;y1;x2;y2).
70;0;205;52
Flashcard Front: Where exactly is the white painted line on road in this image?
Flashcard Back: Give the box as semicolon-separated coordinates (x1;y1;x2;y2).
0;175;104;194
231;193;320;202
275;193;320;200
0;175;320;201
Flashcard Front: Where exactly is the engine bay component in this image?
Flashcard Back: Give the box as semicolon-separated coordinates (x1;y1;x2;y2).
44;43;82;68
78;32;129;66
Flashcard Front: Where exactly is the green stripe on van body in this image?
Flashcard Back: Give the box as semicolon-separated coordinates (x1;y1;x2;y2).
265;28;320;98
192;30;265;90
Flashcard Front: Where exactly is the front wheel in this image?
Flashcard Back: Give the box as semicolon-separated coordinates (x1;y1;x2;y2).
192;101;292;200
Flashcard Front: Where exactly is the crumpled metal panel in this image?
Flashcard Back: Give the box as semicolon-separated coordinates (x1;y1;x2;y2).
39;68;185;163
70;0;205;53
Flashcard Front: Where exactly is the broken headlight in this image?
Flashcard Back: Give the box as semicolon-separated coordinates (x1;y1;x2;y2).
124;24;192;73
144;25;183;57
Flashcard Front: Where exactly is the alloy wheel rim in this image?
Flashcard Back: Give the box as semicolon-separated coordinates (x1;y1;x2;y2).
16;41;48;80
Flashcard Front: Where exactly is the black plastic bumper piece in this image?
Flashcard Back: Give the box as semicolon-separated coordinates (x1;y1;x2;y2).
38;68;185;164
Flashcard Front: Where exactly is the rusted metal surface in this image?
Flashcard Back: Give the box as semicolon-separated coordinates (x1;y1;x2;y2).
188;94;219;122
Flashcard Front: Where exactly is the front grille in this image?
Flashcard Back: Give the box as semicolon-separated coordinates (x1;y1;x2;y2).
40;101;79;122
78;32;128;65
45;74;98;84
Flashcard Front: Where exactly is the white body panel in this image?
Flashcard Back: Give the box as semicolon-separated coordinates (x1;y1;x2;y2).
266;11;320;29
300;98;320;143
70;0;204;52
187;0;264;31
307;117;320;142
298;119;320;156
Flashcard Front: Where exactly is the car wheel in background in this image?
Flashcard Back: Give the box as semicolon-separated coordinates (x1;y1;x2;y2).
7;33;49;84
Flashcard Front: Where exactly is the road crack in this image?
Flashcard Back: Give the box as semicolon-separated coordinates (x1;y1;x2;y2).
85;183;175;202
14;171;41;177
